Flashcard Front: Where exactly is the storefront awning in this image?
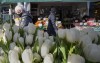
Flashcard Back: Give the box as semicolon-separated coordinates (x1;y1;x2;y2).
0;0;99;3
1;0;62;3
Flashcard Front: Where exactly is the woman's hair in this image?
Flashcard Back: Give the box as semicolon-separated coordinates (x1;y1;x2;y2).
50;7;56;13
15;5;24;14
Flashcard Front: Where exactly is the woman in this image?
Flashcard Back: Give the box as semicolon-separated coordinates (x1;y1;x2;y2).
14;4;33;27
47;8;58;36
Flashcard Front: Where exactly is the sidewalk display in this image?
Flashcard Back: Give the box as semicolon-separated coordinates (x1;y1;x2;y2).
0;22;100;63
0;1;100;63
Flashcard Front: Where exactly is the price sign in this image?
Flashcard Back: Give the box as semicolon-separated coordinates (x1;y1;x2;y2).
93;27;100;31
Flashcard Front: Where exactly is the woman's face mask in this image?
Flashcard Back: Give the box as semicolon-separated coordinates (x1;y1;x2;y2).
51;11;56;14
16;9;23;14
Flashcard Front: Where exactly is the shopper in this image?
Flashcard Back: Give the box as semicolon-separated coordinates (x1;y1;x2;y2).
47;7;58;36
14;4;33;27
